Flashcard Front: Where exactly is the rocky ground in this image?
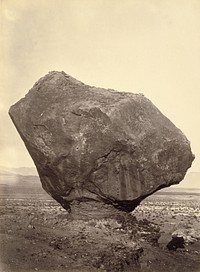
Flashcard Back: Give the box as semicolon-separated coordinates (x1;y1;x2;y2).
0;193;200;272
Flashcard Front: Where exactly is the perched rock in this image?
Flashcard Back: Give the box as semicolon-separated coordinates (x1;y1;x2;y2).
9;71;194;212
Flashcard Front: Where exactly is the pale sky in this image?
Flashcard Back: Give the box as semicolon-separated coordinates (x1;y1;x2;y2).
0;0;200;173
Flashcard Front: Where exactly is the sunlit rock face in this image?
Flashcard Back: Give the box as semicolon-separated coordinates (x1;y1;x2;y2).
9;71;194;212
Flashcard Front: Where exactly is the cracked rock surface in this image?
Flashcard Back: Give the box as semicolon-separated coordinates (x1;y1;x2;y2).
9;71;194;211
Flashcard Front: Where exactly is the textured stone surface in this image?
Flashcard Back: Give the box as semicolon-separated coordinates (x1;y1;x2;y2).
9;71;194;211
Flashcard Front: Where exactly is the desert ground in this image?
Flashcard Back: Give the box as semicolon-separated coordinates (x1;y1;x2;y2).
0;184;200;272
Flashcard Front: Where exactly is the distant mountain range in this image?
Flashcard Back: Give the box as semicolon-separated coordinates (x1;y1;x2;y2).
0;165;38;177
0;165;199;190
0;165;47;199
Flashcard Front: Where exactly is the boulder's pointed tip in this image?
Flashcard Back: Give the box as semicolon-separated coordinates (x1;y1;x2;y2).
33;70;85;88
8;104;14;116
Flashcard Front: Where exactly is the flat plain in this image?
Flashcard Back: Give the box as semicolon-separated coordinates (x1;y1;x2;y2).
0;181;200;272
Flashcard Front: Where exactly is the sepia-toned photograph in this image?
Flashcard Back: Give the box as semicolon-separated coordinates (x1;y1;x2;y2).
0;0;200;271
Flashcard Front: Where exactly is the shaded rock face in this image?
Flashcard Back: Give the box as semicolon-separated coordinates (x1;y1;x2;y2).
9;71;194;212
167;237;185;251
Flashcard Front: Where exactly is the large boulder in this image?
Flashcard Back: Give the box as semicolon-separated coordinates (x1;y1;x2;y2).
9;71;194;212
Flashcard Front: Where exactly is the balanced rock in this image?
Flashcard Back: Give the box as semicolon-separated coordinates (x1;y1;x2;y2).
9;71;194;212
